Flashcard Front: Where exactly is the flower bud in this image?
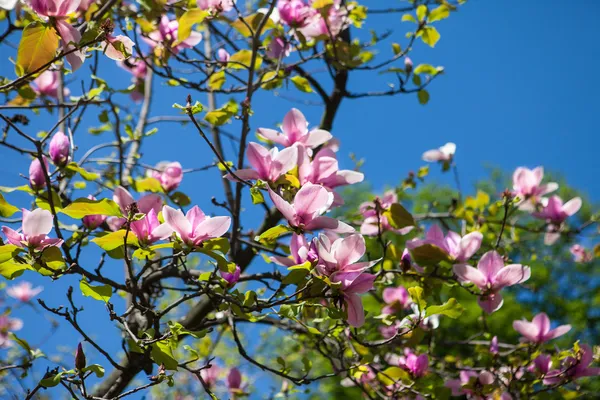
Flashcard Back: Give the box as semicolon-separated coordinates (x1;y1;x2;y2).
490;336;499;355
82;195;107;229
404;57;413;74
227;367;242;391
220;265;241;286
217;48;230;63
75;342;86;370
29;157;48;190
49;131;70;167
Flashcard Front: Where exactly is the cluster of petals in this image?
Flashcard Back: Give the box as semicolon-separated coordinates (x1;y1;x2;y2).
108;186;162;231
407;224;482;263
32;70;70;98
381;285;412;315
2;208;63;251
422;142;456;163
512;166;557;210
145;16;202;53
276;0;348;39
270;233;318;267
231;142;297;182
257;108;332;149
359;191;412;236
512;312;571;344
161;205;231;247
543;344;600;384
6;281;43;302
148;161;184;192
397;349;429;378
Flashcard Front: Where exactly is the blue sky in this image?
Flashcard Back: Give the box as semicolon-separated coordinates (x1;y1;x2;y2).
1;0;599;398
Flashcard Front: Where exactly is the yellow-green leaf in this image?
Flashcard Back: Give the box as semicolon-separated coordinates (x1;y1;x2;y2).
428;5;450;23
176;9;209;44
290;76;313;93
417;89;430;105
60;198;122;219
16;21;59;76
416;5;427;21
208;70;226;90
384;203;415;229
408;286;426;310
228;49;263;70
133;177;163;193
0;260;29;280
425;298;464;319
0;193;19;217
255;225;292;245
377;366;410;386
419;26;440;47
92;230;139;251
80;279;112;302
231;13;275;37
66;163;100;181
409;244;450;266
413;64;439;75
0;245;23;264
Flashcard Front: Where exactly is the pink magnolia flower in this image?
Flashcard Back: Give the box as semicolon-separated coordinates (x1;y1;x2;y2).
82;195;107;229
2;208;63;251
0;315;23;348
220;265;241;286
103;34;135;61
257;108;332;149
197;0;234;12
32;70;70;98
490;336;499;355
298;145;364;205
422;142;456;162
162;205;231;247
6;281;43;302
315;233;376;276
533;195;582;245
217;48;230;62
513;312;571;344
277;0;311;26
118;58;147;79
200;364;220;388
407;224;482;263
398;349;429;378
382;285;411;315
144;16;202;53
298;0;348;40
270;233;318;267
130;209;173;245
512;167;557;209
544;344;600;384
359;191;412;236
268;183;353;233
49;131;70;167
29;0;85;70
227;367;243;391
528;354;552;376
149;161;184;192
230;142;297;182
266;36;291;59
570;244;593;263
29;157;49;190
107;186;162;231
331;271;376;327
445;370;495;397
453;250;531;314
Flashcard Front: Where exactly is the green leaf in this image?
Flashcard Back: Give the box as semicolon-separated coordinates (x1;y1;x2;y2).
35;190;63;211
176;9;209;43
231;12;275;37
0;193;19;217
65;163;100;181
208;70;226;90
92;230;139;251
151;340;178;370
392;42;402;55
132;243;174;259
384;203;415;229
0;244;23;264
16;22;59;76
428;5;450;23
408;286;426;310
205;110;232;126
282;268;309;285
202;237;230;254
413;64;439;75
81;364;105;377
0;260;29;279
80;279;112;302
133;177;163;193
171;191;191;206
228;49;263;70
195;247;235;273
60;197;121;219
417;89;430;105
426;298;464;319
377;367;410;386
255;225;292;245
290;76;313;93
401;14;417;23
419;26;441;47
0;185;34;194
416;5;427;21
409;244;450;266
250;186;264;204
40;371;64;387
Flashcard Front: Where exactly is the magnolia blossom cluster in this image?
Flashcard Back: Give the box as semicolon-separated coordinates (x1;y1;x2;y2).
199;365;246;394
276;0;349;40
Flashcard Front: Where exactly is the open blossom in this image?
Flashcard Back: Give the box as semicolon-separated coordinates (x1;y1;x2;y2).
268;183;353;233
529;354;552;376
2;208;63;251
130;209;173;245
220;265;241;286
382;285;411;315
217;48;230;62
257;108;332;149
453;250;531;314
298;0;348;40
108;186;162;231
332;271;376;327
513;312;571;344
0;315;23;348
277;0;311;26
29;157;49;190
119;58;147;79
266;36;291;59
103;34;135;61
6;281;43;302
533;195;582;245
445;370;495;397
270;233;318;267
570;244;593;263
398;349;429;378
227;367;243;391
149;161;184;192
82;195;107;229
49;131;70;167
512;166;557;209
32;70;70;98
407;224;482;263
162;205;231;247
230;142;297;182
359;191;412;236
29;0;85;70
197;0;234;12
543;344;600;384
298;145;364;205
422;142;456;163
145;16;202;53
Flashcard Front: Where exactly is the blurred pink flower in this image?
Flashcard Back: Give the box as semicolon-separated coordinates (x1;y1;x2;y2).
6;281;43;302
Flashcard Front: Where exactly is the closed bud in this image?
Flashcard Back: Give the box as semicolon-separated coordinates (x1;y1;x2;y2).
29;157;48;190
217;48;230;63
49;131;70;167
75;342;86;370
220;265;241;286
404;56;413;74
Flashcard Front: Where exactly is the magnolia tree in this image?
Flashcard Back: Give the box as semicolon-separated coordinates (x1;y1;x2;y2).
0;0;598;399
